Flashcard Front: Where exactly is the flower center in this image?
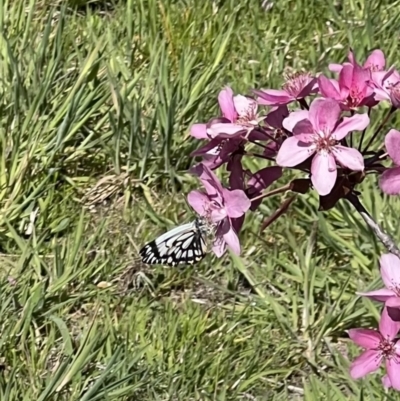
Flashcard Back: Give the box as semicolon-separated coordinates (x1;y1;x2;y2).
368;65;381;72
314;132;337;153
282;72;312;97
387;279;400;296
378;338;399;362
346;87;365;108
388;82;400;103
236;104;258;126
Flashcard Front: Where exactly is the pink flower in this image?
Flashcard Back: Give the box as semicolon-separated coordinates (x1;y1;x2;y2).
329;49;386;76
276;98;369;196
374;69;400;108
348;307;400;390
191;87;261;140
380;129;400;195
191;137;245;170
318;63;375;109
358;254;400;309
253;72;317;106
187;163;251;257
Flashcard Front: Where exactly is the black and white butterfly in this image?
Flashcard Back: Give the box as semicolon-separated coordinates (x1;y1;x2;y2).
139;217;214;267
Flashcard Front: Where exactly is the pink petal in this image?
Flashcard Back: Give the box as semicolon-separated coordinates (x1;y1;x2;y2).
190;163;224;197
207;123;245;138
233;95;257;117
364;49;385;70
380;253;400;289
379;166;400;195
331;145;364;171
212;236;226;257
276;136;316;167
387;68;400;84
282;110;309;132
379;306;400;340
382;374;392;389
292;119;315;141
196;154;220;170
210;208;227;222
223;225;241;255
348;328;382;349
309;98;341;134
386;359;400;390
332;113;370;141
372;70;389;87
190;123;208;139
396;341;400;356
390;91;400;109
318;75;341;100
385;129;400;165
339;63;354;90
374;88;391;102
386;297;400;308
218;87;237;122
187;190;210;216
352;64;371;90
385;68;400;86
222;188;251;218
310;152;337;196
329;63;344;73
214;219;241;255
253;89;294;106
350;349;382;379
357;288;397;302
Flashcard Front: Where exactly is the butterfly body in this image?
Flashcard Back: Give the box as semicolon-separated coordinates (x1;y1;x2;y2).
140;217;213;267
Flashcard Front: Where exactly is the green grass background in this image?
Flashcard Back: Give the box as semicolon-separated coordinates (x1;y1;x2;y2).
1;0;400;399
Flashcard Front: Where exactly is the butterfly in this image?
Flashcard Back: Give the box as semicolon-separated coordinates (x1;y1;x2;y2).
139;217;214;267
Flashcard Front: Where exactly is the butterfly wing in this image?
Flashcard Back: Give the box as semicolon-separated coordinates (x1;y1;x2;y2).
140;221;207;267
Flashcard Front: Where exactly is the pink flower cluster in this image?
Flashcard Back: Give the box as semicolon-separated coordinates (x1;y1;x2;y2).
187;48;400;391
351;254;400;390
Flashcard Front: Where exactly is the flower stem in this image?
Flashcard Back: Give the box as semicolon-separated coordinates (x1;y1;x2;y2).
357;107;371;151
250;183;292;202
364;149;386;167
250;129;279;144
260;195;297;232
245;152;275;162
346;192;400;258
362;106;396;155
349;110;355;148
248;139;268;149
